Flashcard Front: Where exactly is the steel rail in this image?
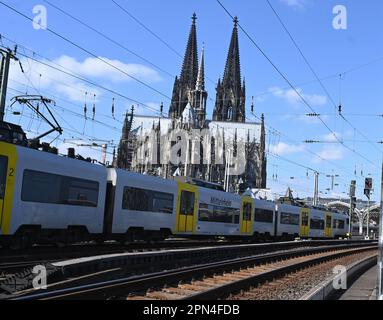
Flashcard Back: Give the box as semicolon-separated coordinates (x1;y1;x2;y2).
10;243;377;300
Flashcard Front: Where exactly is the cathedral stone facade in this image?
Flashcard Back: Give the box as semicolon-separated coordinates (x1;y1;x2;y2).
116;14;267;191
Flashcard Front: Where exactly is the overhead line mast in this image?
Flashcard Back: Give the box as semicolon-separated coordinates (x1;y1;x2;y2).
0;46;20;122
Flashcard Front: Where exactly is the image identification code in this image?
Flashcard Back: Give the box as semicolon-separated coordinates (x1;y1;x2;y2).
143;304;240;317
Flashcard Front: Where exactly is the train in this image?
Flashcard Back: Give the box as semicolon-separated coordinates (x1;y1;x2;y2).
0;141;350;247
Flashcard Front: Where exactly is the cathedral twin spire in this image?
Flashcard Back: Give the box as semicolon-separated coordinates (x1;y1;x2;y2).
169;14;245;124
213;16;246;123
169;13;201;120
180;13;199;92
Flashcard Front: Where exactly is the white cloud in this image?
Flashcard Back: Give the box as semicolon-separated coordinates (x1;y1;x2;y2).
9;55;162;103
270;142;304;156
54;56;161;83
314;145;344;162
280;0;307;8
322;132;341;143
269;86;327;108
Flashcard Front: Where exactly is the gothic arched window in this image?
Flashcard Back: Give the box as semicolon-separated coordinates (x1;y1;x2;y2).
227;106;233;120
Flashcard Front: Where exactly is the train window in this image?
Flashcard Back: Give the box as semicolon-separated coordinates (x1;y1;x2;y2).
280;212;300;225
254;209;274;223
326;216;332;229
180;191;195;216
0;156;8;199
310;218;325;230
301;212;309;227
122;187;174;214
243;203;252;222
199;203;240;224
64;179;99;207
333;219;345;229
21;170;99;207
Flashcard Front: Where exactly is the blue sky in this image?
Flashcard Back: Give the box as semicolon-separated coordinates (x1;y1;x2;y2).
1;0;383;201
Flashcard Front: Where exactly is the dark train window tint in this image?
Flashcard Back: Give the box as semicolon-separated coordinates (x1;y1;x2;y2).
333;219;345;229
326;216;332;228
199;203;240;224
301;212;309;227
243;203;252;222
0;156;8;199
180;191;195;216
122;187;174;214
254;209;274;223
310;218;325;230
280;212;300;225
21;170;99;207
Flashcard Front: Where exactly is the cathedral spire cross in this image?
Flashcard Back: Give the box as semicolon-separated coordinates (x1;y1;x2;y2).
192;12;197;24
233;16;238;27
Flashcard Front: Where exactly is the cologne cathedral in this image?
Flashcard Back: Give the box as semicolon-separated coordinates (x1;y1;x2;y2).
116;14;267;191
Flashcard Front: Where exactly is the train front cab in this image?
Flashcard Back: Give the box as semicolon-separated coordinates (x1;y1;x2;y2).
0;142;16;239
175;182;198;234
240;197;253;236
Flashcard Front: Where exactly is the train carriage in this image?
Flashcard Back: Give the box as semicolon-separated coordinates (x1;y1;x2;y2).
333;212;349;238
308;208;326;238
275;203;301;239
107;168;178;241
195;187;242;237
252;199;276;240
0;141;107;244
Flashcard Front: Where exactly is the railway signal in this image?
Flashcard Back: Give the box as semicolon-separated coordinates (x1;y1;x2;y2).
349;180;356;237
364;178;373;239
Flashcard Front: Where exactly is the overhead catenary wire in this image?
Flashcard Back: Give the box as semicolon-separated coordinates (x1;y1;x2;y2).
216;0;378;169
42;0;176;79
0;4;378;195
265;0;383;155
0;41;163;116
2;33;383;120
110;0;218;87
6;39;368;189
2;41;372;189
0;1;172;101
7;88;118;149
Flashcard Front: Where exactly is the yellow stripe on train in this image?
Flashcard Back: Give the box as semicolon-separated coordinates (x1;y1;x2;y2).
0;142;17;235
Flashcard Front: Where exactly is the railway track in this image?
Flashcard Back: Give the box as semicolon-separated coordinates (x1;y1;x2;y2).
10;242;377;300
0;239;247;276
0;239;373;266
0;240;234;264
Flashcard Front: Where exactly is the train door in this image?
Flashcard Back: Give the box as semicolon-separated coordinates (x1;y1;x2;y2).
0;155;8;230
300;208;310;238
324;213;333;238
175;183;198;234
240;198;253;235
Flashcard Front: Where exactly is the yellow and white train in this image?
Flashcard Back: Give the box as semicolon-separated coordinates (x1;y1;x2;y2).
0;141;350;247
